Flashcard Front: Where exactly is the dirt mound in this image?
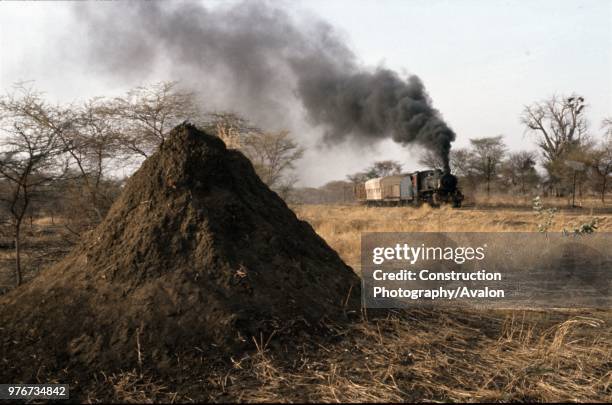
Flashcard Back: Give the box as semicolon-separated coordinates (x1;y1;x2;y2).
0;124;360;381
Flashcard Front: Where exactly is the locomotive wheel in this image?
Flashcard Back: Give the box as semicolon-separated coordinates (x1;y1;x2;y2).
452;191;464;208
430;193;441;208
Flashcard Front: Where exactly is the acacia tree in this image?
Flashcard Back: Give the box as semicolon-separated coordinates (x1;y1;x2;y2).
450;149;472;178
588;120;612;203
501;151;540;194
203;111;259;149
345;160;403;193
368;160;403;177
204;112;304;198
419;150;444;170
241;130;304;195
469;136;506;196
600;117;612;137
64;98;125;222
113;81;199;157
346;172;371;184
0;87;66;285
420;148;474;179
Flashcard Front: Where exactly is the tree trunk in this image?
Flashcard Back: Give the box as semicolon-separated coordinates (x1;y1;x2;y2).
91;190;103;222
14;224;22;287
486;157;492;196
572;171;577;208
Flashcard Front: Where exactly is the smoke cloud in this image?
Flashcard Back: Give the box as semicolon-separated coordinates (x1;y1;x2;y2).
73;1;455;170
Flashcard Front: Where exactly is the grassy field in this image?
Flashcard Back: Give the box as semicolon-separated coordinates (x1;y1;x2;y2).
1;202;611;402
293;203;612;273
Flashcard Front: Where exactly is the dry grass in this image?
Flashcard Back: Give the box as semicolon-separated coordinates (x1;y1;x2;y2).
468;193;611;210
293;203;612;272
82;370;178;404
0;222;72;291
206;309;611;402
32;216;60;226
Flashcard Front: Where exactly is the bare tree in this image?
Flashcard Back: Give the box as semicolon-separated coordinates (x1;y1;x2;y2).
346;171;372;184
419;150;444;170
587;123;612;203
0;86;66;285
241;130;304;193
469;136;506;196
602;117;612;138
420;149;475;177
368;160;403;177
114;81;199;157
202;111;260;149
203;112;304;198
450;148;472;178
320;180;354;203
501;151;539;194
65;98;125;222
521;95;588;164
346;160;403;185
0;86;123;227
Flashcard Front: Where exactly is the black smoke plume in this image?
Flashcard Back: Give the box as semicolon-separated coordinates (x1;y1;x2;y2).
73;1;455;171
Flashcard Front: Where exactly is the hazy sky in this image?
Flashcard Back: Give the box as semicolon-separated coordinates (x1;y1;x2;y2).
1;0;610;186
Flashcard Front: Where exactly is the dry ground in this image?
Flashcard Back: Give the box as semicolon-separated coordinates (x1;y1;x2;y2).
0;217;73;292
1;201;611;402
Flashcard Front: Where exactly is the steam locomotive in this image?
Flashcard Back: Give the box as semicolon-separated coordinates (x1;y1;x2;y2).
354;169;464;207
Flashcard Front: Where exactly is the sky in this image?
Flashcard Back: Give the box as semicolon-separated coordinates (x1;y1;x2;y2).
1;0;611;186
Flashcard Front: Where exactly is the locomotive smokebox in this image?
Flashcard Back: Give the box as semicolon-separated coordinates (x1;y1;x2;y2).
440;172;458;191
